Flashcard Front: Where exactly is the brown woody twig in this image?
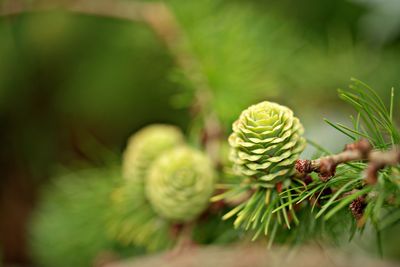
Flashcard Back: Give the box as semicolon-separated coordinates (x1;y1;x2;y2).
296;139;400;184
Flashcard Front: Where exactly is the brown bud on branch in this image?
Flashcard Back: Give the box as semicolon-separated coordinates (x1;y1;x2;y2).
349;195;366;221
296;139;399;183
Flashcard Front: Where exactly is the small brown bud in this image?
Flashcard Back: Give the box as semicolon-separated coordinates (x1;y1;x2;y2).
295;159;312;174
349;196;366;220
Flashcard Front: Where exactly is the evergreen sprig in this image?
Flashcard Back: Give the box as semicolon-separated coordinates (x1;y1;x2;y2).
294;79;399;220
30;167;140;267
107;179;173;251
216;79;400;246
286;79;400;247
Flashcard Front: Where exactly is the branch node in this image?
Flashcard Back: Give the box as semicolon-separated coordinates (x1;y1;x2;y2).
295;139;400;185
318;158;337;181
365;164;380;185
344;138;372;157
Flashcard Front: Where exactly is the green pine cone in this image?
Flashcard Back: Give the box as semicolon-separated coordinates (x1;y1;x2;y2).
228;101;306;187
146;147;216;222
122;124;184;181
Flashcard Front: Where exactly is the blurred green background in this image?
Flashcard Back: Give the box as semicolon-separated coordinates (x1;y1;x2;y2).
1;0;400;266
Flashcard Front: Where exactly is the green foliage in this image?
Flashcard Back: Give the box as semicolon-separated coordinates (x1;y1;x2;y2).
107;179;173;251
334;78;399;147
217;79;400;248
213;182;306;245
192;213;241;245
167;0;400;123
304;79;400;223
168;0;282;124
30;167;139;267
12;0;399;263
283;80;400;250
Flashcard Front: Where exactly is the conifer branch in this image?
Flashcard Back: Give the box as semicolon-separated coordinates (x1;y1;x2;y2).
296;139;400;184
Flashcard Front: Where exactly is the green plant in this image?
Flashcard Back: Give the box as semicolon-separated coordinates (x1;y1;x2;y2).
14;0;399;262
216;79;400;251
30;167;140;267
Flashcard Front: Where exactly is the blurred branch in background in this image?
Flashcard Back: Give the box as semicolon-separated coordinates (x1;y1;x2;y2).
0;0;217;119
0;0;220;156
105;244;398;267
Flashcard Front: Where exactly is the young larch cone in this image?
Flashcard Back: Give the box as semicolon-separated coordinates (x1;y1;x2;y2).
146;147;216;222
122;124;184;182
228;101;306;187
